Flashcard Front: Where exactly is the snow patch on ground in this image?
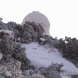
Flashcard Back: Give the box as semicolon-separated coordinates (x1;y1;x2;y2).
0;30;14;38
22;42;78;77
61;75;71;78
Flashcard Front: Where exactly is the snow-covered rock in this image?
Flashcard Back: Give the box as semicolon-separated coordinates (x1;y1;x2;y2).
0;30;14;38
21;11;50;35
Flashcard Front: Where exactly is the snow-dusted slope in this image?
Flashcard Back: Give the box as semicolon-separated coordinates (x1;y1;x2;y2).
22;42;78;77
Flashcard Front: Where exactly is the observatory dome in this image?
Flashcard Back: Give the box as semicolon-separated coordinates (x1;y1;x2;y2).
21;11;50;35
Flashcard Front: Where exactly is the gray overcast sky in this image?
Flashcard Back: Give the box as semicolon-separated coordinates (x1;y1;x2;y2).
0;0;78;39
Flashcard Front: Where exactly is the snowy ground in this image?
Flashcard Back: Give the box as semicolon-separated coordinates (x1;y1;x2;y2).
0;30;14;38
22;42;78;78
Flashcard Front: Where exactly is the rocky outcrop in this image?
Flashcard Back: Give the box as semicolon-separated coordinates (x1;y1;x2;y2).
0;58;24;78
0;31;31;71
0;18;62;78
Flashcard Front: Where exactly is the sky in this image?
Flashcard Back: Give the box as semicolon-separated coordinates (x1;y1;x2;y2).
0;0;78;39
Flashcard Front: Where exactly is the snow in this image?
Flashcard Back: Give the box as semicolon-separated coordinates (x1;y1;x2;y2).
0;30;14;38
61;75;71;78
39;38;46;42
22;42;78;78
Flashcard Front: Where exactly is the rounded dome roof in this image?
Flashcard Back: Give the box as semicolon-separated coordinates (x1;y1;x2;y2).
21;11;50;35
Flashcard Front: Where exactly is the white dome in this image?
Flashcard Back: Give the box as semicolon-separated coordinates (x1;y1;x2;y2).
21;11;50;35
